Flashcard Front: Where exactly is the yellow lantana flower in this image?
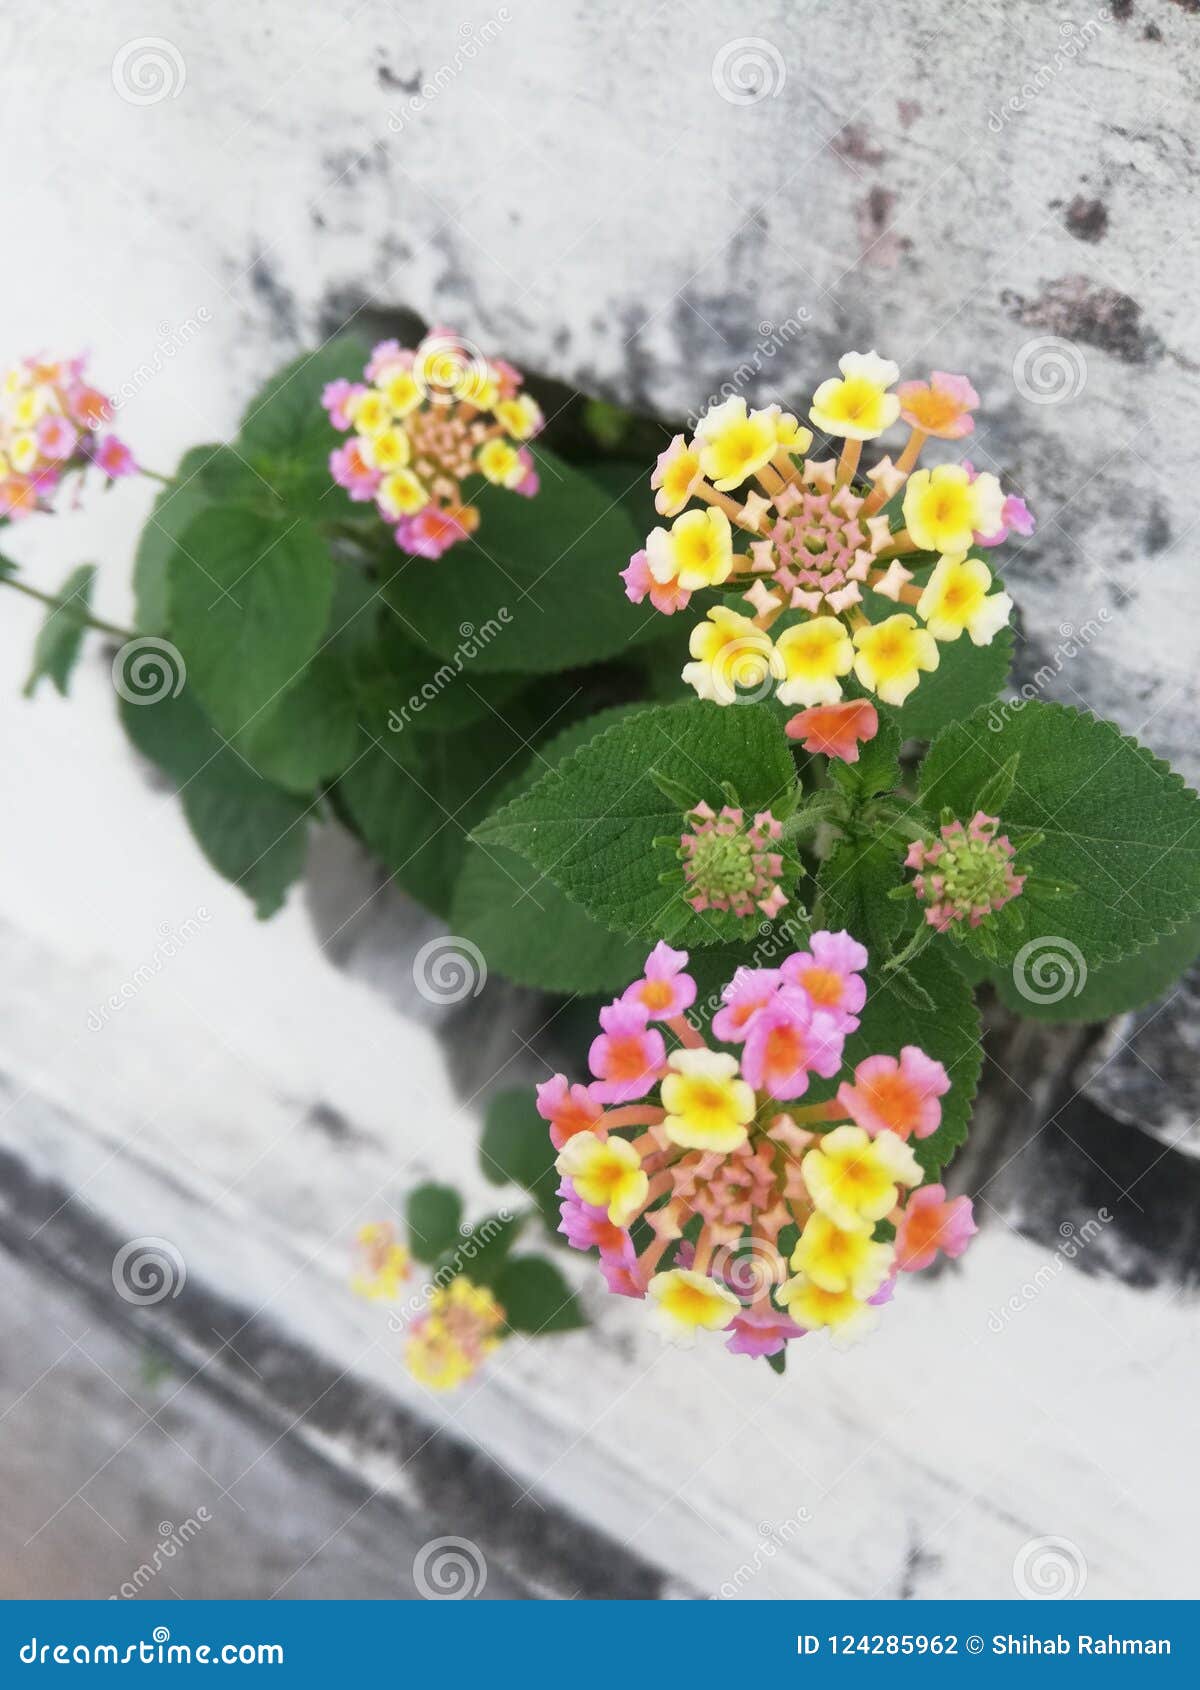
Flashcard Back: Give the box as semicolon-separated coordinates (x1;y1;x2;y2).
495;394;543;440
791;1212;894;1298
775;616;855;707
556;1131;648;1227
902;463;1004;553
776;1275;880;1345
477;438;525;488
362;425;411;472
916;552;1013;646
660;1048;755;1152
652;436;704;518
648;1268;741;1345
378;468;430;518
694;397;780;491
647;507;734;591
681;606;783;705
382;369;422;417
852;613;939;706
347;388;392;436
801;1125;922;1234
809;351;900;440
772;408;814;454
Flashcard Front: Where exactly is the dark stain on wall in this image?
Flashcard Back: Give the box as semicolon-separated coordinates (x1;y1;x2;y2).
1002;275;1162;364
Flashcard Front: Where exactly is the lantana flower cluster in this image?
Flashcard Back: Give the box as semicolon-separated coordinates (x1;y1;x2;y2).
1;354;135;521
538;936;976;1358
906;811;1025;933
323;327;543;558
350;1223;506;1391
622;354;1029;709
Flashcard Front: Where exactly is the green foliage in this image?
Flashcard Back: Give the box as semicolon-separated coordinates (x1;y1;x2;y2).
405;1183;464;1263
23;565;96;696
452;706;649;994
119;686;309;918
816;834;909;955
167;505;334;740
381;443;659;674
475;699;798;946
983;912;1200;1023
920;701;1200;969
494;1255;586;1334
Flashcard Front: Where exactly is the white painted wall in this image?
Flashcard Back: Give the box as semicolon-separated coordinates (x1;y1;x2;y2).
2;0;1198;1599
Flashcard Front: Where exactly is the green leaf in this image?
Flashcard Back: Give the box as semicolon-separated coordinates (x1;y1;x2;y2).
831;715;901;800
405;1183;464;1263
237;648;361;793
475;700;798;946
167;505;334;740
766;1349;787;1375
132;444;261;632
23;565;96;697
119;686;309;918
494;1256;587;1334
234;332;366;466
920;700;1200;970
816;834;909;955
860;561;1012;741
451;707;649;994
989;912;1200;1022
450;1211;525;1288
380;442;659;673
480;1088;560;1230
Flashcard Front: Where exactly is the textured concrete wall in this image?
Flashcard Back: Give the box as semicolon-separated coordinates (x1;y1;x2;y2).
9;0;1200;768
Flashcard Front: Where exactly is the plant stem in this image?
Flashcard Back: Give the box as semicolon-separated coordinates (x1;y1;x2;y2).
0;565;135;641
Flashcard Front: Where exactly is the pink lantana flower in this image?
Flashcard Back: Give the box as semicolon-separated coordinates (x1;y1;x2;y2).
962;460;1036;547
785;699;879;764
712;966;783;1044
395;505;470;558
321;377;364;431
782;930;868;1033
896;371;979;439
588;999;667;1103
621;941;696;1021
600;1257;646;1298
837;1046;950;1141
36;413;78;462
92;434;137;478
895;1185;977;1272
557;1181;639;1264
620;547;693;615
536;1074;604;1151
330;438;380;502
725;1304;808;1358
741;991;844;1101
513;447;539;498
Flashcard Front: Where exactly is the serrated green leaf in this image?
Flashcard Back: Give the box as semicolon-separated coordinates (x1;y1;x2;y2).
451;707;649;994
405;1183;463;1263
816;834;909;954
23;565;96;696
989;912;1200;1023
494;1255;587;1334
380;442;660;674
167;505;334;740
119;686;309;918
475;700;798;947
920;700;1200;970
